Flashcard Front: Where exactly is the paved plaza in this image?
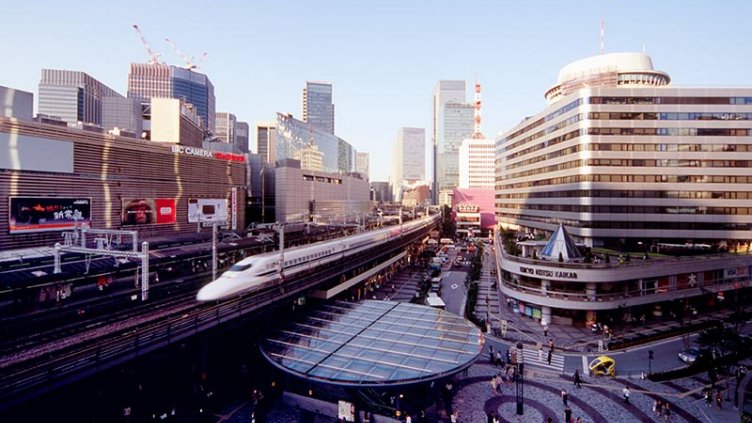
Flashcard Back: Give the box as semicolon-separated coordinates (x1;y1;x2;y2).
216;242;744;423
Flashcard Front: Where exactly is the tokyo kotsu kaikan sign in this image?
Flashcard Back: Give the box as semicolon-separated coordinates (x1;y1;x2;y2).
520;265;578;280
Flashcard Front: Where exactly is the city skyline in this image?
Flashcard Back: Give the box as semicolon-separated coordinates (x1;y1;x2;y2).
3;1;751;180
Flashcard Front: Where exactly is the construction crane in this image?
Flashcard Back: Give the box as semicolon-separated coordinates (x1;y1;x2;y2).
165;38;207;70
131;24;162;65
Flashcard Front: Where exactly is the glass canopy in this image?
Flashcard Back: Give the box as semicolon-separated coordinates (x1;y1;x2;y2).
260;300;484;387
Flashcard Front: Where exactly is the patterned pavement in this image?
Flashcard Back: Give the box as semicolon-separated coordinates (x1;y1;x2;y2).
228;243;742;423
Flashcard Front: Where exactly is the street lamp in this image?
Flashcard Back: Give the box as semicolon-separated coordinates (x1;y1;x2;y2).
516;342;524;415
648;350;654;376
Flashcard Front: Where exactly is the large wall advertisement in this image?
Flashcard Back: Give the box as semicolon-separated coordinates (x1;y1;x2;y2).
9;197;91;233
122;198;176;225
188;198;228;224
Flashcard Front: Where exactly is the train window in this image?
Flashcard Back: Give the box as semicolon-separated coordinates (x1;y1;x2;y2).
230;263;252;272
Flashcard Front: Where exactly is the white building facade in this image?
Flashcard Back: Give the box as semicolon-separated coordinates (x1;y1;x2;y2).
494;52;752;328
459;137;495;189
392;127;425;202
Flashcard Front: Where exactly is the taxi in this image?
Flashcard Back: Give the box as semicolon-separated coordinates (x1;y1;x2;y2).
588;355;616;377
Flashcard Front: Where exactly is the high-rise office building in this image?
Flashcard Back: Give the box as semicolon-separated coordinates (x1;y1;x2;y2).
432;80;473;204
215;112;237;144
392;127;425;201
235;121;249;153
356;152;370;179
39;69;124;127
102;96;143;135
275;112;356;174
302;81;334;134
255;122;277;162
0;85;33;121
496;51;752;330
459;138;494;188
496;51;752;250
127;63;215;131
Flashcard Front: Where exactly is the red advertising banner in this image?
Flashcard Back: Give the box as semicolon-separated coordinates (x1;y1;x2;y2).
122;198;176;225
154;198;176;224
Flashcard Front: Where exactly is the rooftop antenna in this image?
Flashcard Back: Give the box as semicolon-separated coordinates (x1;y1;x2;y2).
600;19;605;55
471;75;485;139
132;24;162;65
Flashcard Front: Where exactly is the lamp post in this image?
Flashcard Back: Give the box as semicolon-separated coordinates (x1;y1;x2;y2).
516;342;524;415
648;350;654;376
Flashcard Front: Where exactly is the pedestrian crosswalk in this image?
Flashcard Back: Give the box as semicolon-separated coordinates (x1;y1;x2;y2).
516;347;565;373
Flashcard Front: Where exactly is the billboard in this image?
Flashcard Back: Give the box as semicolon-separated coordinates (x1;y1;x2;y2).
188;198;228;224
9;197;91;233
122;198;176;225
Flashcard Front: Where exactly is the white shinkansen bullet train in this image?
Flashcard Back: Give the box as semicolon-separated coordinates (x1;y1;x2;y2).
196;215;437;301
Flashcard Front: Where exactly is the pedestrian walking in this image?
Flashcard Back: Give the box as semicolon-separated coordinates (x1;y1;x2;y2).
547;348;553;365
496;351;503;367
495;374;503;394
489;345;495;365
575;417;582;423
549;339;555;352
490;375;497;394
663;401;671;421
561;389;569;406
573;369;582;388
538;347;544;362
543;322;549;337
716;390;723;409
653;398;661;415
564;405;572;423
622;386;630;404
704;389;712;407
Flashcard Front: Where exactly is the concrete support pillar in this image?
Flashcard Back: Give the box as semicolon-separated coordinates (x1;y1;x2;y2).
586;282;597;301
541;279;549;296
638;279;644;296
541;306;552;326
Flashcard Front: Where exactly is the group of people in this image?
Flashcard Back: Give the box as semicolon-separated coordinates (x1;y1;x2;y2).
652;398;672;420
703;388;725;409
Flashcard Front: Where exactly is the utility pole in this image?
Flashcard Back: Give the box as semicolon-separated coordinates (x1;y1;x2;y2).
212;222;217;281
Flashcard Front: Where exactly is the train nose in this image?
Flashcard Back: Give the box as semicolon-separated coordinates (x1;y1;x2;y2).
196;281;226;301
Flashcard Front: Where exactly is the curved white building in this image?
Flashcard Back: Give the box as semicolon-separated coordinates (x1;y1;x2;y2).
495;52;752;327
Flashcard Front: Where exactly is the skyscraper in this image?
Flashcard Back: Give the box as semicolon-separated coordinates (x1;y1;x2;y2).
392;127;426;201
432;80;473;204
215;112;237;144
255;122;277;162
356;152;370;179
235;121;249;153
38;69;124;127
127;63;216;131
302;81;335;134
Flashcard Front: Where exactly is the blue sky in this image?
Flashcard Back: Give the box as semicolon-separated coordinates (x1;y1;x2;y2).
3;1;750;181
